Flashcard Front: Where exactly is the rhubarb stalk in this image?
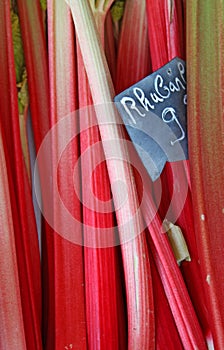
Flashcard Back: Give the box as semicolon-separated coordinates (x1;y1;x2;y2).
16;0;50;150
116;0;151;93
0;128;26;350
10;5;31;179
187;1;224;348
115;6;208;338
146;0;210;339
115;1;193;347
129;147;207;349
67;0;155;348
77;10;126;350
0;1;42;348
45;0;87;348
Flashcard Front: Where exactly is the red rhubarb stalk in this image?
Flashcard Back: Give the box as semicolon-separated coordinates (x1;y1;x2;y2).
115;0;208;344
164;0;185;61
15;1;57;347
115;0;151;93
67;1;155;348
104;10;117;84
0;129;26;349
146;0;210;339
0;1;42;348
10;5;31;179
77;5;126;348
187;1;224;348
142;182;208;349
114;1;182;347
46;0;87;348
16;0;50;150
148;244;183;349
115;1;189;347
126;142;207;348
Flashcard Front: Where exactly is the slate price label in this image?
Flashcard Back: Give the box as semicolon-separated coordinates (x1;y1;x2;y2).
114;57;188;181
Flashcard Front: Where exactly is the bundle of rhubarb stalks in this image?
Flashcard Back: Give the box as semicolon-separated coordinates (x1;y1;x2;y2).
0;0;224;349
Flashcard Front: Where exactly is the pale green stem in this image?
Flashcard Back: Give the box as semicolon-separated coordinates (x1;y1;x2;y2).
65;1;154;348
65;0;142;245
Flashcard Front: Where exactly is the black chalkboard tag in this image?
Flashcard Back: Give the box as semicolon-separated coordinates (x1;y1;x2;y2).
114;57;188;181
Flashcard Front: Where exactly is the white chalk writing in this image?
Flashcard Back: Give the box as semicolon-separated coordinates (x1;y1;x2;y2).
120;62;186;126
161;107;185;145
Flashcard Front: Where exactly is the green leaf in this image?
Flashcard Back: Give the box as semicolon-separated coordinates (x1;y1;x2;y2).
111;0;125;23
11;9;25;84
40;0;47;11
18;69;29;115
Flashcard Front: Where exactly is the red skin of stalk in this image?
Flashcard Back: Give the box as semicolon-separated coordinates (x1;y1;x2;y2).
15;1;58;349
76;8;126;342
16;0;50;150
124;145;207;349
115;0;151;94
146;0;209;338
44;1;87;349
0;1;42;349
148;245;183;350
0;129;27;349
141;165;208;349
104;11;117;85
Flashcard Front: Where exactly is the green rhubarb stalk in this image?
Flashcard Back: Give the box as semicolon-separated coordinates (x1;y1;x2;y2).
187;1;224;348
66;0;155;348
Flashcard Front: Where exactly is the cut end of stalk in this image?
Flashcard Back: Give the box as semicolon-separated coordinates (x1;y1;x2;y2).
163;219;191;265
